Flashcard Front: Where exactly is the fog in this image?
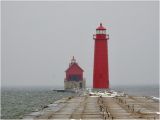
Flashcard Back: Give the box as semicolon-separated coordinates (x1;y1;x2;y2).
1;1;159;87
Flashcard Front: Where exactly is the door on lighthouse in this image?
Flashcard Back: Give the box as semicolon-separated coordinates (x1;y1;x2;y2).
79;83;82;88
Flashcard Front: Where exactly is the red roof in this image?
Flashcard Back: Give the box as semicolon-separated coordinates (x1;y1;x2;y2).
65;56;84;72
96;23;106;30
65;63;84;72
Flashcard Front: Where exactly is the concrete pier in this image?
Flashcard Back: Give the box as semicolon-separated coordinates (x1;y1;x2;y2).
24;95;159;119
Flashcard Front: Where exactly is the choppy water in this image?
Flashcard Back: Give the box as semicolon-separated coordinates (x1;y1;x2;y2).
1;87;75;119
112;85;159;97
1;85;159;119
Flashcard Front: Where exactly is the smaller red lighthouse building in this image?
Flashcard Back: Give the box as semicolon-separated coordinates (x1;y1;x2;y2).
64;56;85;89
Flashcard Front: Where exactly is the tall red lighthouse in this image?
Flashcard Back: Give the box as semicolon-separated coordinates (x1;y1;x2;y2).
93;23;109;89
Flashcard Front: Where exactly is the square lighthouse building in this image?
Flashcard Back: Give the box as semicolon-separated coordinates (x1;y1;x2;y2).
64;56;85;90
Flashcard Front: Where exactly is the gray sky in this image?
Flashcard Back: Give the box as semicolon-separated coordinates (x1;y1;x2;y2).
2;1;159;87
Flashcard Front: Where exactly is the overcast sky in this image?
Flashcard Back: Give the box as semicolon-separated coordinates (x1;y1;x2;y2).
2;1;159;87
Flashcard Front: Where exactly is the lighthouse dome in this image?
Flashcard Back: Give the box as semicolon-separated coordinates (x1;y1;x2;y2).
96;23;106;30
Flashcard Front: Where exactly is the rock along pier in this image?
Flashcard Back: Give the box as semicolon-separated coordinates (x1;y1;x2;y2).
24;90;159;120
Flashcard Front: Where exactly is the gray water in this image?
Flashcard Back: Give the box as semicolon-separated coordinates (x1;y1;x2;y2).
112;85;159;97
1;86;75;119
1;85;159;119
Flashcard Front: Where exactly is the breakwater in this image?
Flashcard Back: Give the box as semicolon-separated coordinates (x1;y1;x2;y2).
24;91;159;119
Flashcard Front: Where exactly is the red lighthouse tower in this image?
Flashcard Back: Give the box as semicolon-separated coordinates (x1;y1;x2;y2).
93;23;109;89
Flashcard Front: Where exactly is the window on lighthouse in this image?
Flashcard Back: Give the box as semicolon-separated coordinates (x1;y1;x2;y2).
96;30;100;34
103;30;106;34
96;30;106;34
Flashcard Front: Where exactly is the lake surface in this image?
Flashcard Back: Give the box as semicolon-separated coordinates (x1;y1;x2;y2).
112;85;159;97
1;85;159;119
1;87;75;119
